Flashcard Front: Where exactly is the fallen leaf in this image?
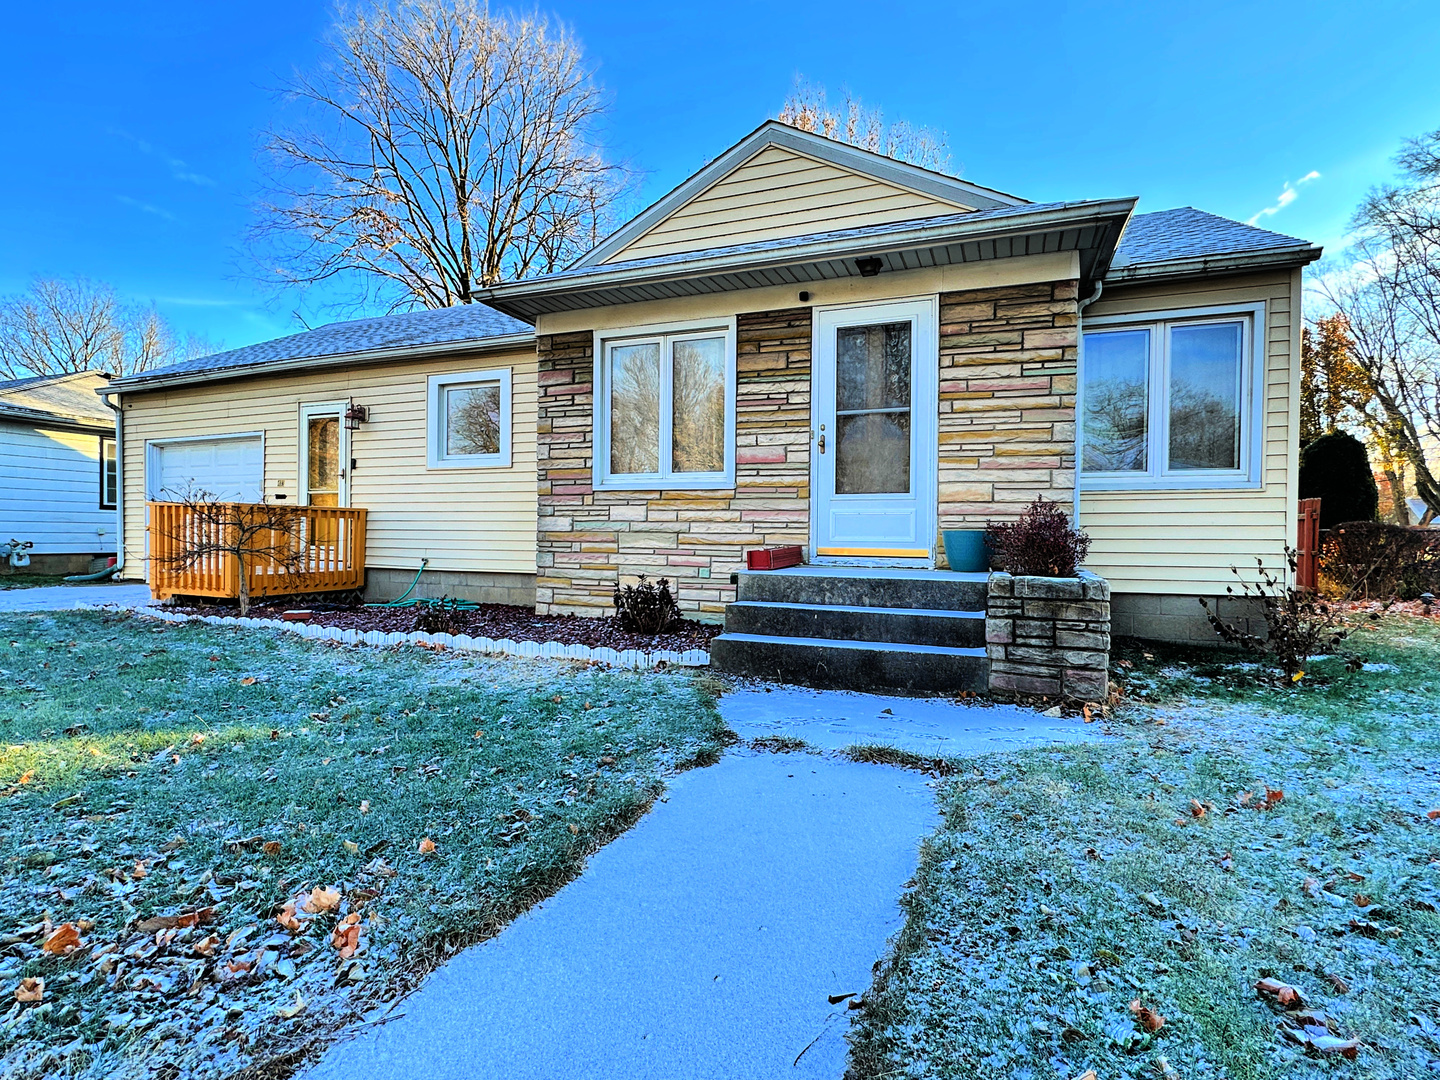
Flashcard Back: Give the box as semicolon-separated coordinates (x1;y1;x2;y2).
192;934;219;957
1130;998;1166;1032
276;898;306;933
18;770;33;785
1082;703;1094;723
1264;787;1284;808
343;841;359;855
15;977;43;1003
1219;852;1234;872
359;800;370;815
418;837;436;855
135;906;216;933
1256;977;1304;1008
599;756;616;766
331;912;362;958
1308;1033;1361;1058
302;886;341;914
132;860;148;880
275;991;306;1019
41;923;85;956
262;841;282;856
240;677;257;686
190;733;206;745
1190;799;1207;818
1427;809;1440;820
568;823;580;835
1324;972;1351;994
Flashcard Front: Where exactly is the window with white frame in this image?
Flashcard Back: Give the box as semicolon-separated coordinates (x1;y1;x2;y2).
427;368;512;469
596;323;734;488
1080;304;1263;490
100;436;118;509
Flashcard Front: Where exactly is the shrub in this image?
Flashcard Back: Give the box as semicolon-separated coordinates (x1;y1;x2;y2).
1199;548;1371;681
986;498;1091;578
1299;431;1379;530
412;597;472;635
613;575;682;634
1319;520;1440;600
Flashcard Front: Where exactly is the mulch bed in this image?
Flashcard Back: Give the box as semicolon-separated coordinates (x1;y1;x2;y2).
172;600;722;654
1337;598;1440;620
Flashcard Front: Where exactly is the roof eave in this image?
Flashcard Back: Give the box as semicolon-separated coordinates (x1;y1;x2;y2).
483;198;1138;320
0;404;114;431
1106;244;1324;284
105;330;537;396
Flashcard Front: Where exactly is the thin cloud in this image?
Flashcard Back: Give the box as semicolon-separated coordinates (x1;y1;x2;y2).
109;128;217;187
117;195;177;222
1248;171;1321;226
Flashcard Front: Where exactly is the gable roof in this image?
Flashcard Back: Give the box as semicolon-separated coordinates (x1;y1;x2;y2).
573;121;1028;269
0;370;112;430
1109;207;1321;280
482;197;1137;322
108;303;533;393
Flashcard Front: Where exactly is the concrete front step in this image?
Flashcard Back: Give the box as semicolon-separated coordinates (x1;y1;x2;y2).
735;566;988;611
724;600;985;648
710;633;988;694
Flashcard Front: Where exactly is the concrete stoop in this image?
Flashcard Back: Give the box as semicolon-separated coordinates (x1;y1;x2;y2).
710;567;989;693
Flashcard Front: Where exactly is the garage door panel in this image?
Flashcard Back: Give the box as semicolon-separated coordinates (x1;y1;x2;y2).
152;437;263;503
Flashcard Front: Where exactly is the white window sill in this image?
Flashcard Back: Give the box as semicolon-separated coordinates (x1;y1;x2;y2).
1080;474;1263;494
427;455;511;470
595;475;735;492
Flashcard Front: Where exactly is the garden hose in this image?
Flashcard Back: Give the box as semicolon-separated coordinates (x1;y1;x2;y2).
364;558;480;610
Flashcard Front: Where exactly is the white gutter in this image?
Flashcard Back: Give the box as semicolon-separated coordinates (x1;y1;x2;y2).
106;330;536;396
100;389;125;579
1108;245;1322;283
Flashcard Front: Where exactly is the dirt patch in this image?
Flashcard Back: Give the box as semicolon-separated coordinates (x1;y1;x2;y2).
174;601;722;654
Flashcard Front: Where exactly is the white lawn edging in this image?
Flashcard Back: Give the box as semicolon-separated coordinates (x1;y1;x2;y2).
125;606;711;670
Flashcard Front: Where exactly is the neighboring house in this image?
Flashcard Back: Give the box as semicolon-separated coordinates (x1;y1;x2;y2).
0;370;118;575
106;121;1322;650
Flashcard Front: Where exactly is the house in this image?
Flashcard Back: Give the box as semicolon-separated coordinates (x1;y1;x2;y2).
0;370;118;576
105;121;1322;677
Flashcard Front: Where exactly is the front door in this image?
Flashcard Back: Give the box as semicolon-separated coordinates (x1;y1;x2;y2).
812;298;937;564
299;402;350;507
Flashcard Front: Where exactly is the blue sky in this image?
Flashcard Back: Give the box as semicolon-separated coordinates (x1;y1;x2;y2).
2;0;1438;351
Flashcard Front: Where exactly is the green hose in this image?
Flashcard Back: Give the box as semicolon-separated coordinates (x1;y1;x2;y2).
366;559;429;607
64;563;120;583
363;561;480;610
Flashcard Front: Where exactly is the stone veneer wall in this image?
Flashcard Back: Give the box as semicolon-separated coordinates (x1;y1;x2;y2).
986;570;1110;700
535;309;812;618
937;280;1078;534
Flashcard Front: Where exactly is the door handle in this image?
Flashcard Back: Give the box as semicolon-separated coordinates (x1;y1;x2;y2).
817;433;826;454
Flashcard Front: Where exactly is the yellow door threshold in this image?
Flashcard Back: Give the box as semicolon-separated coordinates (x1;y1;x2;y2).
814;547;931;558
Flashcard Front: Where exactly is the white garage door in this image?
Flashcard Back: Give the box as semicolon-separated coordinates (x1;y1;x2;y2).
151;436;263;503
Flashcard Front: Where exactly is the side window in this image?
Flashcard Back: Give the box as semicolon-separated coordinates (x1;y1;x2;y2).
427;368;512;469
100;436;118;508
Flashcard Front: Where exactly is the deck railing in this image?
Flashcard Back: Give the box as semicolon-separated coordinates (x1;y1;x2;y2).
147;501;367;601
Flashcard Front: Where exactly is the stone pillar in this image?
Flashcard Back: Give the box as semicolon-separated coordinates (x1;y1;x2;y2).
986;570;1110;701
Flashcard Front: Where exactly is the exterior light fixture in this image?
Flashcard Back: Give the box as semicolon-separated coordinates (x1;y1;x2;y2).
344;404;369;430
854;257;884;277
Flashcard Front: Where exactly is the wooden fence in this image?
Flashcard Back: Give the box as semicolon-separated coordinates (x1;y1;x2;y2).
1296;497;1322;590
148;502;367;601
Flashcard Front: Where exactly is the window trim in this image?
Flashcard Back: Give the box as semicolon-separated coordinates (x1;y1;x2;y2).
1079;301;1266;492
592;317;737;491
426;367;513;470
99;435;118;509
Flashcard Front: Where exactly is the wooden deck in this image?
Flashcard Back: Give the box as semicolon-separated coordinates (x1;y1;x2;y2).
147;502;367;601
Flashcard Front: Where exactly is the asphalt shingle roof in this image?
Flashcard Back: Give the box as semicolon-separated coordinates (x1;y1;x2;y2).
1111;207;1315;269
116;303;531;387
0;370;112;426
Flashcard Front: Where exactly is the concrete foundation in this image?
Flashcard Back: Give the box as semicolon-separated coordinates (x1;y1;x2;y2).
362;567;536;608
1110;592;1267;645
0;553;112;577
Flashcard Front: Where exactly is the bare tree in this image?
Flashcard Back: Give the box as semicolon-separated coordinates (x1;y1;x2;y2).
1312;240;1440;523
777;80;950;172
254;0;625;312
151;494;321;616
0;277;215;380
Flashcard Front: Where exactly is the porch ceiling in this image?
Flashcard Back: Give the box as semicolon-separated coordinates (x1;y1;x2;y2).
479;198;1138;322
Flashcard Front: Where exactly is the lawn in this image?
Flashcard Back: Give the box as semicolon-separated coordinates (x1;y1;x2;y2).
0;574;70;590
848;617;1440;1079
0;610;727;1080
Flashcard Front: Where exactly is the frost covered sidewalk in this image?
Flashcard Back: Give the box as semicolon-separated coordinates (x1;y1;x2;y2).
307;752;938;1080
0;582;151;610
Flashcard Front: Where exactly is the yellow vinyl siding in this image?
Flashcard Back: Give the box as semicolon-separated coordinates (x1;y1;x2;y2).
605;145;969;263
118;348;538;580
1079;269;1301;594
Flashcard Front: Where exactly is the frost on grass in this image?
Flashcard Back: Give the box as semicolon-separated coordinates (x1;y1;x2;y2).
849;619;1440;1080
0;611;726;1080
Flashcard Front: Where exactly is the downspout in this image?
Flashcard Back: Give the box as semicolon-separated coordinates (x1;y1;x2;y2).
101;390;125;579
1073;279;1104;528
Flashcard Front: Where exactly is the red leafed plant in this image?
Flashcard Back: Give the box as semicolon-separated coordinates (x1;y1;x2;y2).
986;498;1091;578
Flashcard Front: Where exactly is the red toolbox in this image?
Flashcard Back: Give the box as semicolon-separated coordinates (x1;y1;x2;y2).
745;545;803;570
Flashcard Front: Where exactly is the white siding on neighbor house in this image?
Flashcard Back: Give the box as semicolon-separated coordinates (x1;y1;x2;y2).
0;421;116;555
1078;269;1302;595
604;145;969;264
118;348;539;581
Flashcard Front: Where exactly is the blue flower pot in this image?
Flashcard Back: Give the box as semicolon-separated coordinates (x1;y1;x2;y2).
942;529;991;573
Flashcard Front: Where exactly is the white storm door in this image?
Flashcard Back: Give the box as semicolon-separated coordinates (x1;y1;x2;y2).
299;403;350;507
812;298;937;564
